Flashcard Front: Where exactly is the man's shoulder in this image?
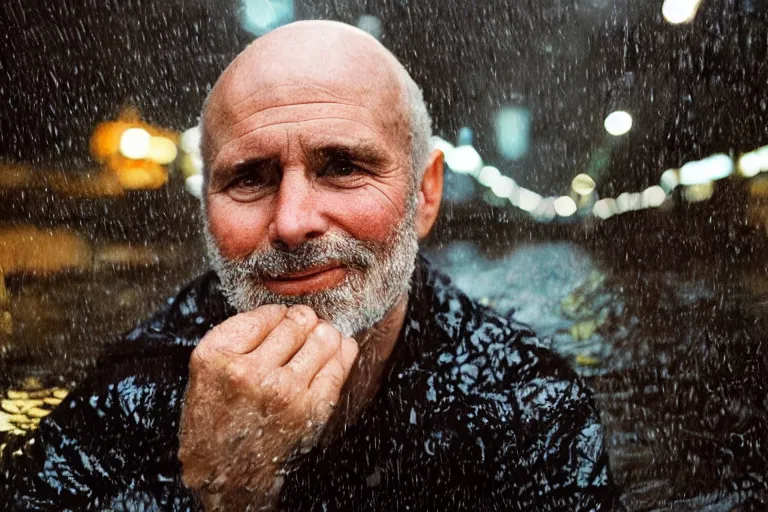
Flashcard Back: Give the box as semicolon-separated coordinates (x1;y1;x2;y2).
415;256;577;389
413;256;600;437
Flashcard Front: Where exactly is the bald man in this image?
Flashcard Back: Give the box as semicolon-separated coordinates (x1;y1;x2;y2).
1;21;623;511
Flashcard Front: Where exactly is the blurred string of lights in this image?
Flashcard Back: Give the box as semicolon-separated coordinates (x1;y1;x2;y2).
431;129;768;223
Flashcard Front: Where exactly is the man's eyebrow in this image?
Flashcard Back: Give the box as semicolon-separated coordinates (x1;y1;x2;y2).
311;141;388;163
211;157;279;182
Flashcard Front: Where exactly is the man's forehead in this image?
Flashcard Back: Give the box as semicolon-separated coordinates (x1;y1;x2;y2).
208;23;405;117
216;54;400;110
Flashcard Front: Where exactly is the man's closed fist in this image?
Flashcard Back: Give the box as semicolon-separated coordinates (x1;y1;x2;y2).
178;304;359;509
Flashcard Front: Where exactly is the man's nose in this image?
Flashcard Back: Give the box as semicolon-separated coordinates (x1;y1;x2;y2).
268;170;328;251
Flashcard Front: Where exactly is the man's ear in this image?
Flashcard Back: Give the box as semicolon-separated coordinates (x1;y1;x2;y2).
415;149;444;240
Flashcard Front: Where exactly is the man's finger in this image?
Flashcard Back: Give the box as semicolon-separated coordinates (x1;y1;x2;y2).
284;322;342;387
198;304;288;355
308;336;358;398
249;305;319;369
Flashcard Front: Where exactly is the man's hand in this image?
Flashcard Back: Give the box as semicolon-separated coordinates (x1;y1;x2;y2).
178;304;359;510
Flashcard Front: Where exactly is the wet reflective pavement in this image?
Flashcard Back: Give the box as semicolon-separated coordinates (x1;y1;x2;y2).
429;241;768;511
2;240;768;510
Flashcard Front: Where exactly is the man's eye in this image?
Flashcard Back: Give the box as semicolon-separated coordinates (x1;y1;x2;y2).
225;173;275;201
322;160;362;178
231;175;264;188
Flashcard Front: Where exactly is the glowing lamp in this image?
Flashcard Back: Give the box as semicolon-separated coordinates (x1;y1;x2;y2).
679;154;733;185
603;111;633;136
571;173;596;196
662;0;702;24
148;137;178;165
119;128;151;160
514;188;542;213
491;176;517;198
642;186;667;208
593;198;617;220
476;166;501;187
553;196;577;217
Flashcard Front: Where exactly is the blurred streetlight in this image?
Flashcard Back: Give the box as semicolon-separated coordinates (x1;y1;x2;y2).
593;198;617;220
241;0;294;36
490;175;517;198
90;107;178;191
495;106;530;160
357;15;383;39
119;128;151;160
738;146;768;178
446;128;483;176
642;186;667;208
679;154;733;185
553;196;577;217
571;173;596;196
603;110;633;136
662;0;703;24
514;188;542;213
477;166;501;187
660;169;680;193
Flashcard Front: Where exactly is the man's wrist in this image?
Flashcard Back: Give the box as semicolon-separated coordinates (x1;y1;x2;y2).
198;474;285;511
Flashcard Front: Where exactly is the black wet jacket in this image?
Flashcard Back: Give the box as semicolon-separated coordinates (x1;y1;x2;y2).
1;256;623;511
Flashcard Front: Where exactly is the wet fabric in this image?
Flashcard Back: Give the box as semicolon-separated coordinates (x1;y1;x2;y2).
0;255;623;511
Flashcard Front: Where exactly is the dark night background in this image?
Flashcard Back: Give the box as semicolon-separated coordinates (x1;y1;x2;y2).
3;0;768;509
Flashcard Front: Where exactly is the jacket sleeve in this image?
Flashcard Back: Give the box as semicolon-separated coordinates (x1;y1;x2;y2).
0;347;195;511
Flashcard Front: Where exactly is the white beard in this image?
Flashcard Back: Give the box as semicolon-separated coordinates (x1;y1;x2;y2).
204;205;419;339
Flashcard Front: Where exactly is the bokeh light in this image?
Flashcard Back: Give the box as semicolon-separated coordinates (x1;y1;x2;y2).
447;145;483;176
593;198;618;220
683;181;715;202
515;188;543;212
679;154;733;185
240;0;294;36
495;106;531;161
147;137;178;165
662;0;702;24
571;173;596;196
476;166;501;187
553;196;578;217
119;128;151;160
357;15;383;39
603;110;633;136
491;175;517;198
642;186;667;208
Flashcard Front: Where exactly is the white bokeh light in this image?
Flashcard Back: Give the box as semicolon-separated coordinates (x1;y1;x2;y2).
603;110;633;136
119;128;151;159
662;0;702;25
553;196;578;217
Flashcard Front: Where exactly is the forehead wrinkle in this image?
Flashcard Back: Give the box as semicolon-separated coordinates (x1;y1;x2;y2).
228;102;379;137
225;83;359;112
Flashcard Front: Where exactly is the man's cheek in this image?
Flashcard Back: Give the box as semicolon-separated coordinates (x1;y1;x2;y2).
208;200;270;259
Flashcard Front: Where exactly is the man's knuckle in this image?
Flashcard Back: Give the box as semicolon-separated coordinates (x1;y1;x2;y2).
261;368;295;406
314;323;341;347
189;347;209;373
224;363;249;388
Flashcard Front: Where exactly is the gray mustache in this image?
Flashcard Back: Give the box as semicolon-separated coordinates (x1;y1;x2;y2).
236;234;377;280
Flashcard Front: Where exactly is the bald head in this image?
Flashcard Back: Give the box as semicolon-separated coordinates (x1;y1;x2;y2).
200;20;431;189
